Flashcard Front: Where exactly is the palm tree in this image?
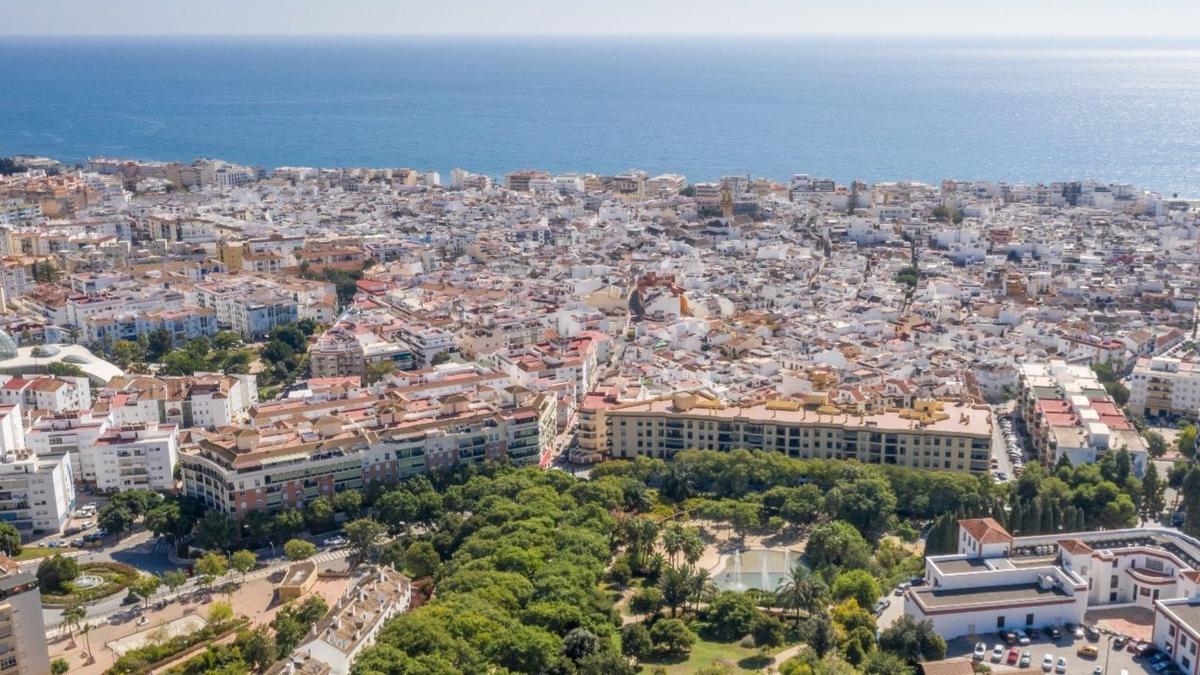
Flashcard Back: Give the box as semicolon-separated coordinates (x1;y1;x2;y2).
690;567;716;614
61;602;86;647
776;562;826;623
81;622;94;664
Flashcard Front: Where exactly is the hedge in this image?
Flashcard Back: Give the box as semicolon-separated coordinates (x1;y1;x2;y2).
105;617;248;675
41;562;140;606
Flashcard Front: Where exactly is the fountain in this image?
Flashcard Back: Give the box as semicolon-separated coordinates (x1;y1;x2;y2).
715;548;800;591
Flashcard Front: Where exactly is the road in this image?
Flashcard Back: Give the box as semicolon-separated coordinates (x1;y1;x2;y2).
38;531;351;632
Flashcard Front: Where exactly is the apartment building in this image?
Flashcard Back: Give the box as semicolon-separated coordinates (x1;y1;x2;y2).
26;409;109;481
310;325;414;381
0;375;90;413
83;306;218;345
396;323;455;368
234;294;298;339
182;393;556;515
606;391;993;473
907;517;1200;649
97;373;258;429
0;571;51;674
1128;355;1200;420
87;423;179;492
1017;361;1148;474
0;453;74;537
296;567;412;675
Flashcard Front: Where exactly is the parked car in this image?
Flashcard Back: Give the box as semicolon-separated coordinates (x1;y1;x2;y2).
1026;626;1040;639
973;642;987;661
872;599;890;615
1015;629;1031;645
894;581;911;595
1041;654;1054;672
323;536;347;548
1045;625;1062;639
1019;651;1031;668
1007;648;1020;665
991;644;1004;663
1084;624;1100;640
1055;657;1068;674
1078;644;1099;659
1112;635;1128;649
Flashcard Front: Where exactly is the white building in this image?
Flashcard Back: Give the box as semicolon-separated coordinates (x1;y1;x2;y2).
0;571;52;675
86;423;179;492
0;453;74;537
1128;355;1200;420
26;409;110;482
907;518;1200;643
294;567;412;675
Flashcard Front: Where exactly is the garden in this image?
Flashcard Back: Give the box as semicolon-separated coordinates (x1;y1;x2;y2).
38;556;140;606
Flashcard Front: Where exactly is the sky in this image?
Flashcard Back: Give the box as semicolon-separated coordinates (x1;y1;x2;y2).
4;0;1200;37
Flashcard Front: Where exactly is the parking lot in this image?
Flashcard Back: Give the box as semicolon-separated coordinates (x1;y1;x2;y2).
948;627;1161;674
992;409;1027;483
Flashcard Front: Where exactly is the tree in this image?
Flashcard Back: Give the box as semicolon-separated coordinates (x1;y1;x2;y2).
703;590;761;640
825;476;897;540
163;569;188;595
752;614;786;649
304;496;336;533
0;523;20;556
862;650;912;675
273;509;305;540
194;511;237;551
649;618;696;658
51;659;70;675
832;569;882;610
129;574;161;608
621;623;653;662
98;504;135;536
629;586;663;618
1142;462;1166;522
431;351;452;366
562;627;600;662
878;615;946;664
1179;424;1198;460
145;328;174;361
333;489;364;518
1103;380;1130;406
208;600;234;625
37;554;79;593
61;601;86;644
657;565;691;618
195;551;229;591
344;518;387;562
366;361;395;384
400;540;441;579
776;562;828;621
230;549;257;581
805;520;874;571
235;626;277;672
284;538;317;561
1145;430;1168;458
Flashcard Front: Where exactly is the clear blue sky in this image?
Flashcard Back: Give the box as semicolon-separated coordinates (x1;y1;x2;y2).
3;0;1200;37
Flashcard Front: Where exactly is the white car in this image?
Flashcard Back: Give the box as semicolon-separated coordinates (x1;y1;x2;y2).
1055;657;1068;674
1014;629;1031;645
1042;654;1054;672
973;642;987;661
991;644;1004;663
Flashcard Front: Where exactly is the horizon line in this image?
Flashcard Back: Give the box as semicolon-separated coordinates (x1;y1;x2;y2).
4;32;1200;41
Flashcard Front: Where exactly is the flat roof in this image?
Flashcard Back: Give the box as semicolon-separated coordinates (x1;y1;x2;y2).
1162;601;1200;636
912;582;1071;611
936;558;991;574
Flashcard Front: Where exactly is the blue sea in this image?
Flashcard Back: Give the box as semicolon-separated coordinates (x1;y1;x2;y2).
2;37;1199;195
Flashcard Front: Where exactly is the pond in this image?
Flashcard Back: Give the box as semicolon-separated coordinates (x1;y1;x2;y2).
714;548;800;592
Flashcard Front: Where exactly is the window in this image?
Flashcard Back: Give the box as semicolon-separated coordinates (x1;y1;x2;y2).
996;616;1005;629
1111;575;1119;587
1025;613;1034;626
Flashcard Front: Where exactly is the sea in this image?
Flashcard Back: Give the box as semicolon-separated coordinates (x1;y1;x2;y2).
2;36;1199;195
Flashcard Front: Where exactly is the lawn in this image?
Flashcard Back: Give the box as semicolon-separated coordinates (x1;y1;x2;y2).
14;546;57;561
642;636;782;674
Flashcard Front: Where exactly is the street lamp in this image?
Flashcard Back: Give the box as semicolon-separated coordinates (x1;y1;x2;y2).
1103;633;1112;674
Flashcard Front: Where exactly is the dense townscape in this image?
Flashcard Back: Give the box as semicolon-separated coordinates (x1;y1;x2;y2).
0;153;1197;674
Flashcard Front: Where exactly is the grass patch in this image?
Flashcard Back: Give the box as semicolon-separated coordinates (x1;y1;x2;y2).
14;546;57;561
642;636;784;674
